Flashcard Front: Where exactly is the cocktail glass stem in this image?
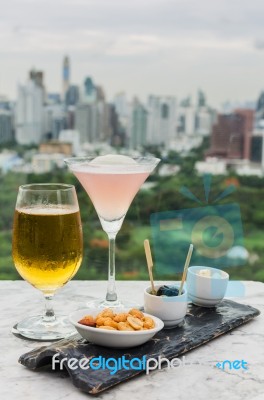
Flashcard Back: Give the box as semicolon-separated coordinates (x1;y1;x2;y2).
43;295;56;323
106;234;118;302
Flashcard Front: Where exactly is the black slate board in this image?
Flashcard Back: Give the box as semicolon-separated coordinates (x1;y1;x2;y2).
19;300;260;395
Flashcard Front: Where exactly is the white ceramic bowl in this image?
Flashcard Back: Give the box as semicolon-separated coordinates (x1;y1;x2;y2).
186;266;229;307
69;308;164;348
144;285;188;328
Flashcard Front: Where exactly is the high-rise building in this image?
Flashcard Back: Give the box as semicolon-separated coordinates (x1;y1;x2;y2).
75;103;99;143
29;69;44;88
96;86;105;102
251;136;262;163
0;95;11;110
254;91;264;130
65;85;79;107
113;92;130;140
82;77;97;103
113;92;129;119
43;104;67;140
196;108;214;136
178;106;196;136
147;95;177;148
74;77;113;144
0;110;13;143
177;91;215;137
109;104;125;147
29;69;46;103
16;79;45;145
252;92;264;168
235;109;254;160
128;98;147;149
48;93;61;104
207;110;254;160
67;107;75;130
97;102;112;142
62;56;70;101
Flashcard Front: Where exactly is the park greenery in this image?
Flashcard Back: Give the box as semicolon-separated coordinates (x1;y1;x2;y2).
1;140;264;283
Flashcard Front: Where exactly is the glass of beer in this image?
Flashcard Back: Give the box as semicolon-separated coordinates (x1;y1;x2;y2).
12;184;83;340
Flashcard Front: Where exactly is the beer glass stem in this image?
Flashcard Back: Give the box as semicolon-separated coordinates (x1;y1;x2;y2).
106;233;118;302
43;295;56;323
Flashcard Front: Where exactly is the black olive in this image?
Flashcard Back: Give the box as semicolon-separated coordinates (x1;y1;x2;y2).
156;285;179;297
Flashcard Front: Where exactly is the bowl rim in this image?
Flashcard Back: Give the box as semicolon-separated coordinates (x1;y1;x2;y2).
69;308;164;335
188;266;229;280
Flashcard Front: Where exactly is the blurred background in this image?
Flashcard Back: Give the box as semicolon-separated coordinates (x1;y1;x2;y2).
1;0;264;282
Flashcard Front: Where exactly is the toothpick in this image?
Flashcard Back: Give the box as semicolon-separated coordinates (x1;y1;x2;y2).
178;244;193;296
144;239;156;295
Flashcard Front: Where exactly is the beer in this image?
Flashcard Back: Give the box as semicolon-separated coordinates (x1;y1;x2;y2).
12;206;83;294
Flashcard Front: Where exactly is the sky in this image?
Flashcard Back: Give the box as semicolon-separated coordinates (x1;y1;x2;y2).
1;0;264;108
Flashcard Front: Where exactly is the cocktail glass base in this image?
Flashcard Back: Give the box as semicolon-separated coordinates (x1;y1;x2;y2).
86;298;140;309
15;315;76;340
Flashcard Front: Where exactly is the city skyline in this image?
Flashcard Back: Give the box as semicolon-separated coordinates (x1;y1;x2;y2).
1;0;264;107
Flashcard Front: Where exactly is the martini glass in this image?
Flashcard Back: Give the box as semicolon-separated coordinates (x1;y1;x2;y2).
65;155;160;308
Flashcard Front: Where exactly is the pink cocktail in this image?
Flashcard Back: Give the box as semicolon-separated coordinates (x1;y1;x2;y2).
65;155;160;307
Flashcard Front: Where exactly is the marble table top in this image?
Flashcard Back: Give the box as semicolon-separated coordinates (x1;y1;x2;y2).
0;280;263;400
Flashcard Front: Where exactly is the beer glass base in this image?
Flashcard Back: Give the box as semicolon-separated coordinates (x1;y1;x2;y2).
15;315;76;341
86;298;140;309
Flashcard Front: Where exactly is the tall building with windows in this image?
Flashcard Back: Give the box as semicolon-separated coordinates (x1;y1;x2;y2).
109;104;125;147
147;96;177;148
29;69;44;89
254;91;264;129
178;106;196;136
252;92;264;168
177;91;215;137
0;110;13;143
81;77;97;103
65;85;79;107
207;110;254;160
75;103;99;143
0;95;11;110
235;109;254;160
128;98;147;149
16;78;45;145
75;78;113;144
43;104;67;140
62;56;70;101
113;92;129;120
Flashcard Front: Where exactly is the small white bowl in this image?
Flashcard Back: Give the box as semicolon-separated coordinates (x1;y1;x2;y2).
186;266;229;307
69;308;164;348
144;285;188;328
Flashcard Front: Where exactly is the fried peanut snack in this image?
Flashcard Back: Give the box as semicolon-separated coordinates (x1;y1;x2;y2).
113;312;128;322
143;316;155;329
127;316;144;330
129;308;144;320
78;315;96;327
117;322;134;331
78;308;155;331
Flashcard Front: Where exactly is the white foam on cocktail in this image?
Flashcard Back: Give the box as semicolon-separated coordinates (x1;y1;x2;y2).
90;154;137;165
70;154;154;174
